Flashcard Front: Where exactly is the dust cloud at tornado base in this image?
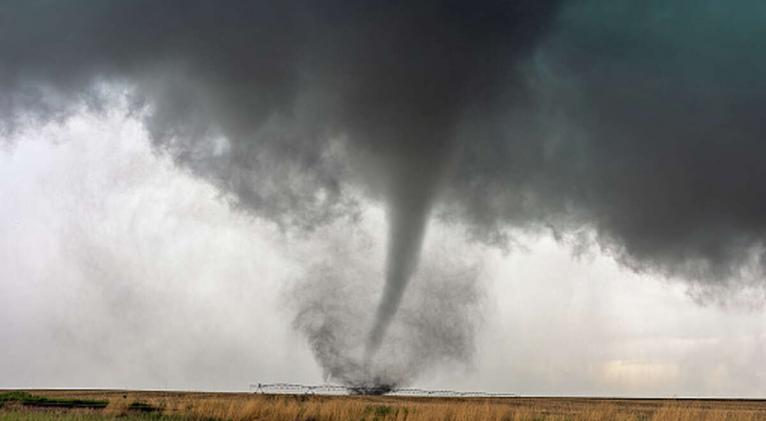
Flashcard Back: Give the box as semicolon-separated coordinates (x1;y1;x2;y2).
288;216;485;388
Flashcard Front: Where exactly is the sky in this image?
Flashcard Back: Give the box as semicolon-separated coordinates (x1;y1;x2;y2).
1;0;766;397
1;102;764;396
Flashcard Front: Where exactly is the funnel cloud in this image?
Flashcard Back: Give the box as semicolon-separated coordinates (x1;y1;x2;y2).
2;0;766;387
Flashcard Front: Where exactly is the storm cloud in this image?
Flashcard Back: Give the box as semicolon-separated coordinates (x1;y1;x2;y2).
443;1;766;293
2;0;766;386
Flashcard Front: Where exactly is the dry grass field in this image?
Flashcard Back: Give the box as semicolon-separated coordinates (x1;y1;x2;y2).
1;390;765;421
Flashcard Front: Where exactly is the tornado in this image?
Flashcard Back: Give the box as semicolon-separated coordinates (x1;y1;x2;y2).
366;198;430;357
366;151;448;358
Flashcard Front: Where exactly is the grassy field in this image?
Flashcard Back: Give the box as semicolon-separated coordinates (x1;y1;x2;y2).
1;390;765;420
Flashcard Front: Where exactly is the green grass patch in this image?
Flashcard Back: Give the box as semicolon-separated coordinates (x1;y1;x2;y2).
0;393;33;405
0;393;107;409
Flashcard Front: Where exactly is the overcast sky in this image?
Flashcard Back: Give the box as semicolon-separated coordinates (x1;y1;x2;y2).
1;103;764;397
2;1;766;397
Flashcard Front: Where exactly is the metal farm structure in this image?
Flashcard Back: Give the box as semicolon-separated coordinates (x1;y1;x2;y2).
249;382;517;398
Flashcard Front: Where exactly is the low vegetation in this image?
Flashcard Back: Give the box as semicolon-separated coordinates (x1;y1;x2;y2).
1;390;764;420
0;412;178;421
127;402;161;413
0;393;107;409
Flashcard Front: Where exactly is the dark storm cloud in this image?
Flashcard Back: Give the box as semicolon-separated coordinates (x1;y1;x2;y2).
443;1;766;291
3;0;766;385
0;0;558;226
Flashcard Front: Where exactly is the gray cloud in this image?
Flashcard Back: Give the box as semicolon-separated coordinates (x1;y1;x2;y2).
2;0;766;387
444;1;766;293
